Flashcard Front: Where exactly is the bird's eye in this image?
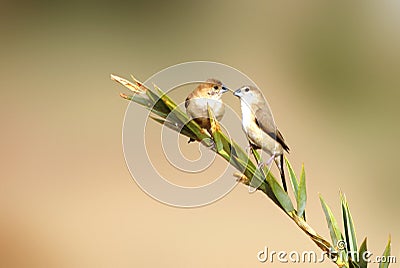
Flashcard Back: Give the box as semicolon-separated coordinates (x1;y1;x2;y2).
213;85;219;90
245;87;250;92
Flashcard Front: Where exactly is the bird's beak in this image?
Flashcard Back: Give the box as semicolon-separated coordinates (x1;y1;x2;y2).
220;86;229;94
233;89;241;97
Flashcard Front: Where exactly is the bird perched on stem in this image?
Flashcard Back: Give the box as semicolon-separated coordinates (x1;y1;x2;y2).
233;85;289;192
185;79;228;142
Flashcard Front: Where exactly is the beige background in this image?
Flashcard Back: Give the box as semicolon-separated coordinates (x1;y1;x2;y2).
1;1;399;267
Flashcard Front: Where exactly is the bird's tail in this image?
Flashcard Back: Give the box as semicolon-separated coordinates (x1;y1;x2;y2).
277;155;288;192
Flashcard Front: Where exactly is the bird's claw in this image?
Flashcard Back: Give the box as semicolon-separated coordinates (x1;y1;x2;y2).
257;155;274;178
210;140;216;151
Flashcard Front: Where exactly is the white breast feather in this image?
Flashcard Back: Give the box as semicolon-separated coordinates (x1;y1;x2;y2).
189;98;224;119
240;101;254;134
240;100;282;155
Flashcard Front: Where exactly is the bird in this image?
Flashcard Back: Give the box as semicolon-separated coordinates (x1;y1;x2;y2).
233;85;289;191
185;79;228;141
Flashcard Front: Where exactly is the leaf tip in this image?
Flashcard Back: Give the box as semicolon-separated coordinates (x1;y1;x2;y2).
120;92;131;100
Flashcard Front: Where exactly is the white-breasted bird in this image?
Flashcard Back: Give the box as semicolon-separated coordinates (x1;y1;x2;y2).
233;85;289;191
185;79;228;141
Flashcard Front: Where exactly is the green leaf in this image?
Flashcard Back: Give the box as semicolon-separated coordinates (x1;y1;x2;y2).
358;237;368;268
319;195;349;266
296;164;307;218
207;104;223;153
379;236;391;268
144;85;161;102
231;155;259;180
265;172;295;213
147;90;173;116
245;147;265;192
149;116;199;141
349;260;360;268
284;156;299;198
228;155;246;174
341;192;358;262
125;94;153;108
250;146;261;163
228;142;257;170
222;133;245;158
213;147;231;162
319;195;343;247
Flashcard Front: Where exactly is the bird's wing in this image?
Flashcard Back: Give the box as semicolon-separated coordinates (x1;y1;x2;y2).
255;108;290;152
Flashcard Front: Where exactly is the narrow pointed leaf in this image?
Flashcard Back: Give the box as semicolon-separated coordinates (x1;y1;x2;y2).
227;141;257;170
229;155;246;173
212;132;235;161
250;146;261;163
149;116;199;141
247;147;264;192
120;93;176;121
144;84;160;103
379;236;391;268
357;237;368;268
128;80;173;117
207;104;223;153
151;83;181;114
319;195;348;266
319;195;343;246
214;147;231;162
120;93;153;108
231;155;259;179
285;156;299;198
341;192;358;262
265;172;295;213
296;164;307;218
230;139;252;161
349;260;360;268
130;81;173;116
231;152;262;186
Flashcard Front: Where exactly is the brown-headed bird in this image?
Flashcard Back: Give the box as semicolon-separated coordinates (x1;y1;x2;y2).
185;79;228;141
233;85;289;191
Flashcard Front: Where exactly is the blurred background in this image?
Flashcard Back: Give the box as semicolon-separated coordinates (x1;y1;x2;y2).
1;1;399;267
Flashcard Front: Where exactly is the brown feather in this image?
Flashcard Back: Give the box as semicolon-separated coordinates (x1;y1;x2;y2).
254;108;290;152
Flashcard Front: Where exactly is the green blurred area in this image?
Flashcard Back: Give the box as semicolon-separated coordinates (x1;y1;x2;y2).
1;1;399;267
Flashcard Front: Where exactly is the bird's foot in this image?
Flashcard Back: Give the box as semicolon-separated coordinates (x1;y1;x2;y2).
257;155;275;170
201;137;215;150
256;155;275;177
210;140;216;151
266;153;276;166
